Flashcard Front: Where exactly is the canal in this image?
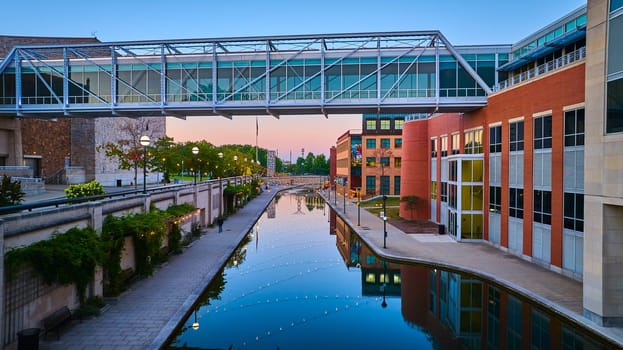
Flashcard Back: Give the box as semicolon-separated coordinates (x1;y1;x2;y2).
165;189;614;349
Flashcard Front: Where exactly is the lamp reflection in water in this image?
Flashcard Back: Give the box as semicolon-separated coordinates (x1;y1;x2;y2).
192;308;199;330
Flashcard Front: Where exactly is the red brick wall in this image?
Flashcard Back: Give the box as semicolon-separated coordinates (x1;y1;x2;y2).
399;63;585;268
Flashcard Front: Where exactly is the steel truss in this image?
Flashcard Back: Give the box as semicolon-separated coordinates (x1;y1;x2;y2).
0;31;495;118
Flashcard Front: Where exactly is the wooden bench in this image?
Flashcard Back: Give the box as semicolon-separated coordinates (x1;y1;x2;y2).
42;306;72;340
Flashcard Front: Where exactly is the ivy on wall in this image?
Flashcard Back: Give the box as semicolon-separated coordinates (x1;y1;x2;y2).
5;227;104;304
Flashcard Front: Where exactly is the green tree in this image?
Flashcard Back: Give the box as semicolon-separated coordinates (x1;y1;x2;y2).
0;175;25;207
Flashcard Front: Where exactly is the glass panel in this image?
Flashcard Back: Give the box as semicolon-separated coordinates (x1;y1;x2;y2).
608;13;623;75
607;78;623;134
612;0;623;11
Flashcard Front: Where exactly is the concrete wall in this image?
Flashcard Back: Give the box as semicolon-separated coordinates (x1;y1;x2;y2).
0;180;226;345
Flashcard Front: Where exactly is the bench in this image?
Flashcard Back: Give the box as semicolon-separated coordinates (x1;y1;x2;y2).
42;306;72;340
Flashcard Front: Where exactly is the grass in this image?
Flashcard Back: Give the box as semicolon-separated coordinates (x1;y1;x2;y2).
359;196;401;207
363;206;401;219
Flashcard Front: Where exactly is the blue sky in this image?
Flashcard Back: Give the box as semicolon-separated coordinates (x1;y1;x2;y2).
2;0;585;45
1;0;586;157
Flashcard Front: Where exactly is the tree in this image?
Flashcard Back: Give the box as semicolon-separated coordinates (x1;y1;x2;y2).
400;195;421;220
0;175;25;207
97;119;153;187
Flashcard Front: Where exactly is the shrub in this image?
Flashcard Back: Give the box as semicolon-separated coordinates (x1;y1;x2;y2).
65;180;105;199
0;175;25;207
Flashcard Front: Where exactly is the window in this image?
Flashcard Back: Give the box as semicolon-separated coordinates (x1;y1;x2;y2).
489;186;501;213
431;138;438;158
381;138;390;149
394;138;402;148
489;125;502;153
451;133;460;154
366;138;376;149
441;136;448;157
531;310;551;350
380;157;390;167
380;119;390;130
564;192;584;232
449;184;457;209
509;120;524;152
395;118;404;130
464;129;483;154
366;176;376;195
366;255;376;264
533;190;552;225
607;78;623;134
534;115;552;149
394;176;401;195
509;188;523;219
612;0;623;11
366;119;377;130
565;109;585;146
441;182;448;202
431;181;438;200
394;157;401;167
366;157;376;167
507;296;522;349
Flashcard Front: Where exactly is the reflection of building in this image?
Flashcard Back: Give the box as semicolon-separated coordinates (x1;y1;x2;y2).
400;265;613;349
266;199;276;219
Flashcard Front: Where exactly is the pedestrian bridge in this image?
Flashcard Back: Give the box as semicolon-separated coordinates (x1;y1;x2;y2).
0;31;509;118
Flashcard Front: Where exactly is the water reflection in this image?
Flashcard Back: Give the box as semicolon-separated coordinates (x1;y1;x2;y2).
165;191;615;350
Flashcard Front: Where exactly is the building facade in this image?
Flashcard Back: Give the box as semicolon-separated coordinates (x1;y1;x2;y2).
361;114;404;198
583;0;623;326
396;2;623;326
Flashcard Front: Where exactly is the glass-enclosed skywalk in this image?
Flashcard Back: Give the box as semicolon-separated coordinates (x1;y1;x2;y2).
0;31;510;118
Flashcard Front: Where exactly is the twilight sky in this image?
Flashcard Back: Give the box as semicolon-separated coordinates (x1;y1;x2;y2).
1;0;585;157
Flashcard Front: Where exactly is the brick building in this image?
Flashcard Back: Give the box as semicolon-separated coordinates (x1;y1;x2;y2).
0;35;165;187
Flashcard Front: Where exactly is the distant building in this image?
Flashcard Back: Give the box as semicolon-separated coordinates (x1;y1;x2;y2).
267;150;276;176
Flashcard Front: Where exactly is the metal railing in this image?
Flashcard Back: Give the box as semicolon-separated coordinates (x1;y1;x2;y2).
494;47;585;92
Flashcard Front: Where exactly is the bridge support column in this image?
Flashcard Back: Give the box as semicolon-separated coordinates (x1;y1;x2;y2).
88;202;103;233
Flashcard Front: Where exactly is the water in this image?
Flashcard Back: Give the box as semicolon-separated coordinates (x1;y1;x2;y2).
165;189;616;350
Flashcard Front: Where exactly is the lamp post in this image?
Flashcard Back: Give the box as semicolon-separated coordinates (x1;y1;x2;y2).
218;152;224;217
334;179;337;205
192;146;199;185
343;178;346;213
357;187;361;226
233;155;241;185
139;135;150;194
381;161;387;249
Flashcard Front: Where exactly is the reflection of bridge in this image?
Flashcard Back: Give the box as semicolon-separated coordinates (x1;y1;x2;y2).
264;175;327;187
0;31;509;118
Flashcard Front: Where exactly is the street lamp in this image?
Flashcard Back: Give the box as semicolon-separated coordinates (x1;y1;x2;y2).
192;308;199;330
192;146;199;185
233;155;239;184
139;135;150;194
357;187;361;226
218;152;224;217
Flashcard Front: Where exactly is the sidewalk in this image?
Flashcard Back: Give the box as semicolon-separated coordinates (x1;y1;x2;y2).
39;186;284;350
321;190;623;347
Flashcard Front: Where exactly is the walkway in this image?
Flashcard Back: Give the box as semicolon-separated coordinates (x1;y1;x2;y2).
39;186;284;350
321;190;623;347
35;187;623;349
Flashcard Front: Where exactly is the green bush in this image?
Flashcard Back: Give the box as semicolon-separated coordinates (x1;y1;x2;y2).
0;175;25;207
65;180;105;199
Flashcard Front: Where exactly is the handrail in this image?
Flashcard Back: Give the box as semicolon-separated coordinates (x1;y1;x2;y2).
0;177;242;216
494;47;585;92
